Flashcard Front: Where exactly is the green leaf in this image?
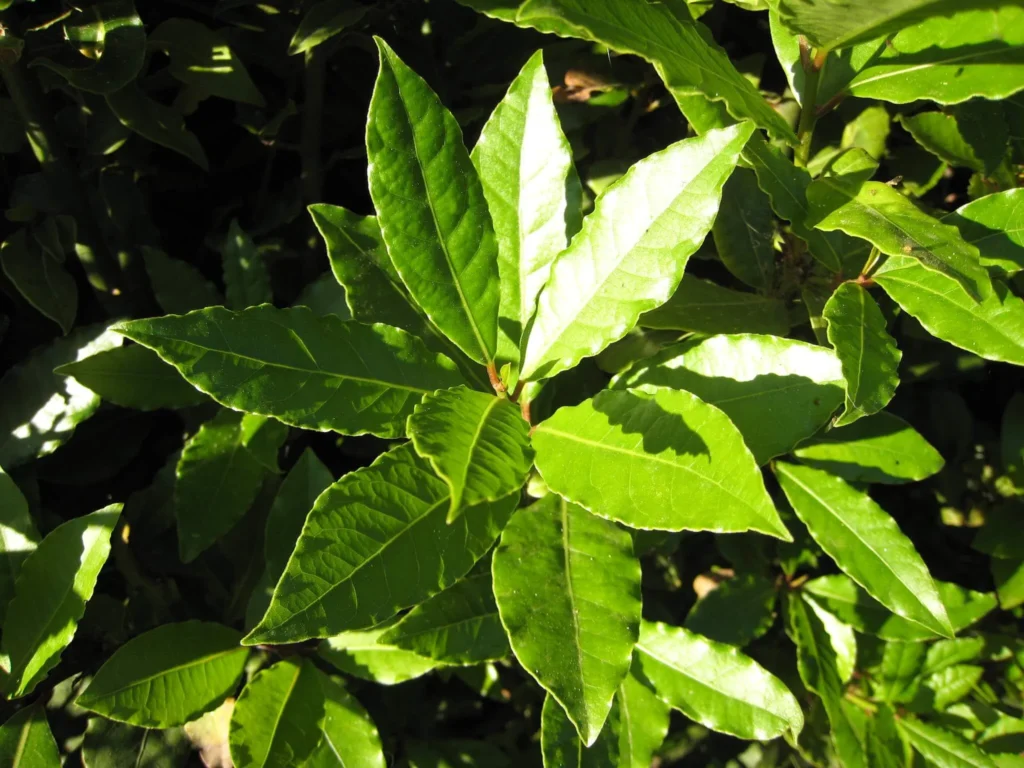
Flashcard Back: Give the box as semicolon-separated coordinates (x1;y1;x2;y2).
684;573;777;647
872;255;1024;366
846;7;1024;105
175;410;267;563
1;229;77;334
777;0;1009;53
54;345;209;411
807;178;990;301
867;705;908;768
804;574;997;641
81;718;190;768
0;324;123;468
367;38;500;366
943;189;1024;276
540;693;619;768
471;50;577;368
246;443;516;644
150;19;265;106
229;659;325;768
289;0;368;55
639;275;789;336
106;85;209;170
31;0;145;94
992;556;1024;609
743;134;870;274
823;282;902;426
239;414;289;473
407;386;531;521
533;387;789;539
0;468;39;619
898;105;1008;175
143;248;223;314
467;0;795;142
492;495;641;745
922;637;986;676
634;620;804;741
222;220;272;309
898;716;999;768
1;504;121;698
115;305;465;439
785;592;867;768
293;272;350;319
712;168;777;291
246;448;334;629
76;621;248;727
0;704;60;768
775;462;953;638
520;122;754;382
319;619;440;685
792;411;945;484
378;573;509;665
974;502;1024;560
305;674;386;768
615;334;844;465
615;672;670;768
918;665;984;710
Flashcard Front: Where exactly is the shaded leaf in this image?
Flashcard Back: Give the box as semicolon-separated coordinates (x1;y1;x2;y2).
684;572;777;646
305;674;386;768
0;704;60;768
54;344;209;411
229;659;325;768
1;504;121;698
106;86;208;170
615;334;844;464
115;305;465;439
222;220;271;309
379;573;509;665
77;621;248;727
793;411;945;484
639;275;789;336
775;462;952;637
246;443;516;644
898;105;1008;175
143;248;223;314
533;387;789;539
81;718;190;768
521;122;754;382
712;168;777;291
634;620;803;741
492;495;641;745
943;189;1024;276
540;693;619;768
0;468;39;619
319;619;440;685
407;386;531;521
175;410;267;563
823;281;901;426
1;229;77;334
289;0;368;56
0;325;122;468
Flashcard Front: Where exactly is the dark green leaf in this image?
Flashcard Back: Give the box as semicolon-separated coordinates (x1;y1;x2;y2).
712;168;777;291
289;0;368;56
81;718;190;768
540;693;619;768
115;305;465;439
54;345;209;411
305;674;386;768
77;622;248;727
639;275;789;336
246;443;516;644
0;704;60;768
1;229;77;334
0;468;39;619
222;220;272;309
106;85;208;170
943;189;1024;277
898;105;1008;175
685;573;777;646
143;248;223;314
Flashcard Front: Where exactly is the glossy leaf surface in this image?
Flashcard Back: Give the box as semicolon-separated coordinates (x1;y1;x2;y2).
367;39;500;365
77;621;247;727
492;495;641;745
944;189;1024;276
306;674;386;768
634;621;803;741
898;716;998;768
639;275;789;336
823;281;901;426
533;388;789;539
471;50;576;366
1;505;121;698
407;386;532;520
616;334;844;464
0;468;39;618
873;255;1024;366
521;122;754;382
115;305;464;438
54;344;208;411
229;659;325;768
792;412;945;484
776;463;952;637
379;573;509;665
247;443;516;644
319;620;439;685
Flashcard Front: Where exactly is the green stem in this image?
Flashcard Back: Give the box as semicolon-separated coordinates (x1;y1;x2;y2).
860;246;882;279
794;39;824;169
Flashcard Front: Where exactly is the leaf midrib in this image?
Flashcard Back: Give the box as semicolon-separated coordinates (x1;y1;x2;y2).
560;499;588;734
